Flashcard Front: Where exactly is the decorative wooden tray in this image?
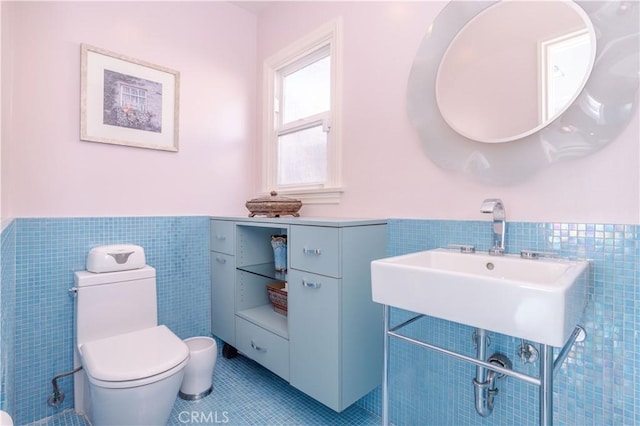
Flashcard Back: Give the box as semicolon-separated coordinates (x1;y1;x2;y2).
246;191;302;218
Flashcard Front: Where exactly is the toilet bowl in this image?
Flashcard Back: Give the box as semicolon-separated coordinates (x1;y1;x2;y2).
73;245;189;426
79;326;189;425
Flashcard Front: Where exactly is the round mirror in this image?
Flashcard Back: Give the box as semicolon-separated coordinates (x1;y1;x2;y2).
436;1;596;143
407;1;639;184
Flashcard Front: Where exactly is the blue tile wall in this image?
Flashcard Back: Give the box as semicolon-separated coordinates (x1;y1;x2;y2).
1;221;16;417
1;217;638;425
11;217;210;425
358;219;639;426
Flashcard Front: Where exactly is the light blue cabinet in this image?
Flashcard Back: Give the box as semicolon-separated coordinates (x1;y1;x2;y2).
210;217;386;412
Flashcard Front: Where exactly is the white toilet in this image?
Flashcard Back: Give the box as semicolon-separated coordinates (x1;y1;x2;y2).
73;245;190;426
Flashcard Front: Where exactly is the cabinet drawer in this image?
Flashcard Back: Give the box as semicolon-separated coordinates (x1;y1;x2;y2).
290;225;341;277
211;220;234;254
236;317;289;381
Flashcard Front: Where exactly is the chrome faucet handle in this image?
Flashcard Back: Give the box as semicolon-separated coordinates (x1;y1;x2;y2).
447;244;476;253
520;250;558;260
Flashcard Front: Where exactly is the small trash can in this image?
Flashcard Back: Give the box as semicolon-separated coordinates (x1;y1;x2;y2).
179;336;218;400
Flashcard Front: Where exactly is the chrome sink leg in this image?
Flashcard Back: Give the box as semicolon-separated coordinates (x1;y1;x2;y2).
382;305;390;426
540;344;554;426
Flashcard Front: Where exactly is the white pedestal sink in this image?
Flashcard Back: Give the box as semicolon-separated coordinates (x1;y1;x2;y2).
371;248;589;347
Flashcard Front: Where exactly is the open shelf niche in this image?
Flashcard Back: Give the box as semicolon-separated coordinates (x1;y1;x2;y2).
235;224;289;339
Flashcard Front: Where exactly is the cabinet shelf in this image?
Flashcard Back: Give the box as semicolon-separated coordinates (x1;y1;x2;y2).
237;304;288;339
237;262;287;281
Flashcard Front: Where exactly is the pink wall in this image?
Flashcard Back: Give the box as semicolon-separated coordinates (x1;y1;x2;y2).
2;1;638;224
2;1;257;218
256;2;639;224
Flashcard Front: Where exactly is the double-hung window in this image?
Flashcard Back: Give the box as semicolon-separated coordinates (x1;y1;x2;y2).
262;19;342;203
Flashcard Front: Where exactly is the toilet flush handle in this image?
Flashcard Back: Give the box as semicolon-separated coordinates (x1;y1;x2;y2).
107;250;135;264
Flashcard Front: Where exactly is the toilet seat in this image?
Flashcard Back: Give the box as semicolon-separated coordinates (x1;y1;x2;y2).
79;325;190;389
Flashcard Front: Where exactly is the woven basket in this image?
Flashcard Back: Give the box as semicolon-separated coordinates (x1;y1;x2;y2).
267;282;288;316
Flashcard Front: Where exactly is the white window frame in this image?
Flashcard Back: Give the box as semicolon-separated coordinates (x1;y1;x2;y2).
262;18;343;204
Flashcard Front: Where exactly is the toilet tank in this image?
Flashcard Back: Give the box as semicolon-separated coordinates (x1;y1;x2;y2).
74;266;158;346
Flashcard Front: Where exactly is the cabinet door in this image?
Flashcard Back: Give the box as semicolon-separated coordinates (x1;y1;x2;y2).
288;269;341;410
211;252;235;345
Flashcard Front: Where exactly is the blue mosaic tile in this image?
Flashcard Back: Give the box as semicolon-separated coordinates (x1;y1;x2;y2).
26;409;89;426
1;220;16;417
4;217;640;426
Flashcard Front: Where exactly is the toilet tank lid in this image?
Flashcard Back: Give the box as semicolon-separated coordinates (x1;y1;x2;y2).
79;325;189;382
74;265;155;287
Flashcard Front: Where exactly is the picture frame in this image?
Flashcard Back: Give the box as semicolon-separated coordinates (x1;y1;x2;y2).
80;44;179;152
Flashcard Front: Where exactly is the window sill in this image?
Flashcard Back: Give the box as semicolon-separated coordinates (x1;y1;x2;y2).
266;187;344;205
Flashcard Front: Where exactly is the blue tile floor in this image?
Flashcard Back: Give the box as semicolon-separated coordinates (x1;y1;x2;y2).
28;341;381;425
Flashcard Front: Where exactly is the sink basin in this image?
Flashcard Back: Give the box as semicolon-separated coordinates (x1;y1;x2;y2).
371;248;589;347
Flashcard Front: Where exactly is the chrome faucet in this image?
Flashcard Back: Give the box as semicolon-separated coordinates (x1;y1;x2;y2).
480;198;505;256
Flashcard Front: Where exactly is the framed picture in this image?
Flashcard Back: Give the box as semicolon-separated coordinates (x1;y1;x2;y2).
80;44;179;152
